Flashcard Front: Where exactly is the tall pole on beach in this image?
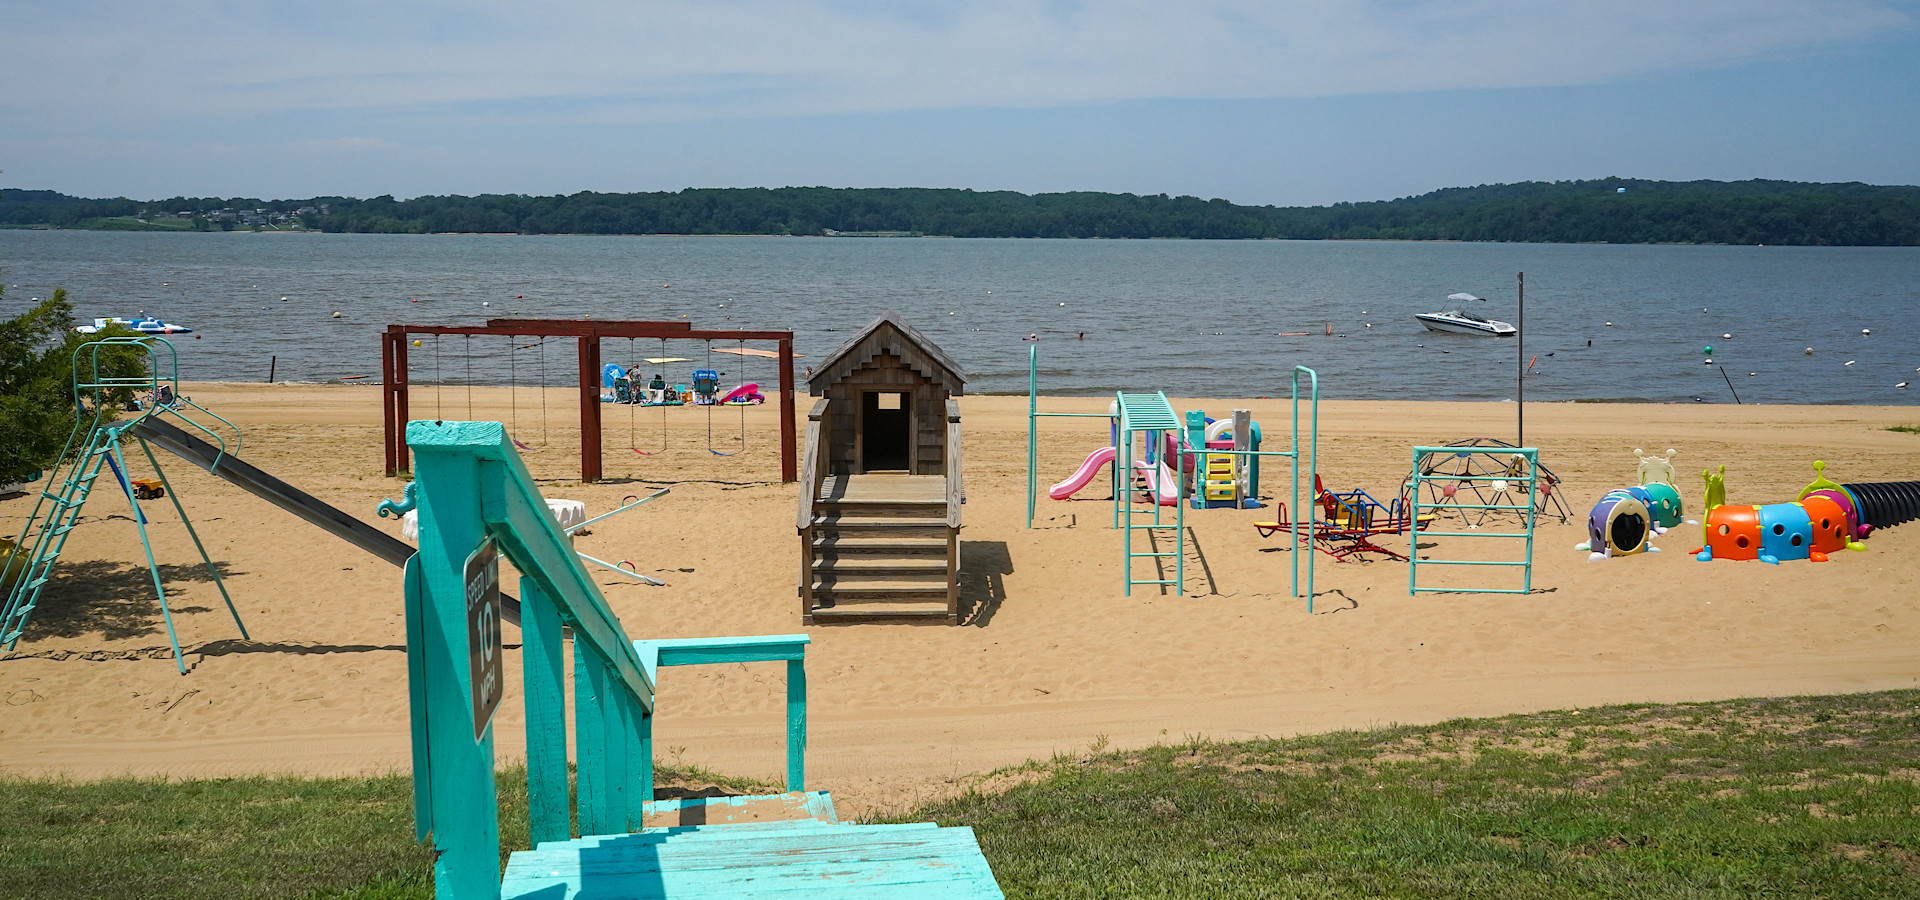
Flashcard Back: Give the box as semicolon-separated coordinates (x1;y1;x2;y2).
1516;272;1525;449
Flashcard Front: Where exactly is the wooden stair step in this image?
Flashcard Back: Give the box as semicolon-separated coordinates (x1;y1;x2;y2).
812;533;947;551
811;516;948;527
812;558;950;577
813;580;949;601
815;500;948;518
812;519;950;539
808;603;956;622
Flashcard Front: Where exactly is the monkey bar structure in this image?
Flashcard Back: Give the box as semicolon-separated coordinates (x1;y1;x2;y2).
382;319;796;483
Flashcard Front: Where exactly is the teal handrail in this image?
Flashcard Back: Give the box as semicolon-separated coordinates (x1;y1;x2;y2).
407;420;675;898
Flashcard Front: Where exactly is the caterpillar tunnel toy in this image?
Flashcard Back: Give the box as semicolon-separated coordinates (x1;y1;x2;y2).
1695;461;1917;563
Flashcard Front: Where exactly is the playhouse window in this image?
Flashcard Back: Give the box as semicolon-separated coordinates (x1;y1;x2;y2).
876;392;903;411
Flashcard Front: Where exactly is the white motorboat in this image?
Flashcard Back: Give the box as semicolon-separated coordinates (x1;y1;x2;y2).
1415;309;1516;336
74;316;194;335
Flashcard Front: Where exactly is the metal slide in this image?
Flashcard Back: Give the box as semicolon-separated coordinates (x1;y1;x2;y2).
130;416;523;625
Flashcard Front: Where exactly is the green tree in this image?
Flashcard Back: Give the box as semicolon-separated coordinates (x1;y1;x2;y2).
0;288;148;484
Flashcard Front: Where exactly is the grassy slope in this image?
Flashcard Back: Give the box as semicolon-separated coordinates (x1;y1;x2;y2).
915;691;1920;899
3;692;1917;898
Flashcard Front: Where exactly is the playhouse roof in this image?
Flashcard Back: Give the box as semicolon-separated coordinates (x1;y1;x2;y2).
808;311;968;396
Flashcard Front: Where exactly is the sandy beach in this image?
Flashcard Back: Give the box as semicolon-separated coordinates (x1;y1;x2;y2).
2;384;1916;816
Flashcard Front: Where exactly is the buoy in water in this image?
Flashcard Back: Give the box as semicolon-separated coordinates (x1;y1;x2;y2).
332;311;342;318
1722;333;1732;339
1862;329;1871;335
1805;347;1814;355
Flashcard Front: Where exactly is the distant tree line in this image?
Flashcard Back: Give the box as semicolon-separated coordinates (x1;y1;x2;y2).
5;178;1918;245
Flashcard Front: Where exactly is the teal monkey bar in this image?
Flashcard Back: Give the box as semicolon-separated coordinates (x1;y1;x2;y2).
3;337;248;672
1407;446;1539;595
401;420;809;898
1115;392;1185;596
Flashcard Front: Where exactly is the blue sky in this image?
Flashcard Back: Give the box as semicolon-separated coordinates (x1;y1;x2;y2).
3;1;1917;206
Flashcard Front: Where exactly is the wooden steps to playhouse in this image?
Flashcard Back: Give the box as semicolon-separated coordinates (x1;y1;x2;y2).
802;476;958;624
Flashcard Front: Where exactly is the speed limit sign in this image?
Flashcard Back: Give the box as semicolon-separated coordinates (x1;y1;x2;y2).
463;536;504;742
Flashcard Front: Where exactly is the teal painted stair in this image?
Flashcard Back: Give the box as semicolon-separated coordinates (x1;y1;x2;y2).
502;792;1002;899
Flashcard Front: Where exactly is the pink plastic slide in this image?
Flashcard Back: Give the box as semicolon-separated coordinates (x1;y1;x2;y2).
1050;447;1115;499
719;382;763;404
1048;447;1178;506
1134;459;1180;506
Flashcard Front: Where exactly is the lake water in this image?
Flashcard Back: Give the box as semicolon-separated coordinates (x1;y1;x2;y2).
2;231;1915;405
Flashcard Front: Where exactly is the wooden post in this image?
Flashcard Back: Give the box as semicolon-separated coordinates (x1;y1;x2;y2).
395;334;410;474
382;333;397;475
578;335;602;483
267;355;276;384
383;329;413;476
779;337;797;483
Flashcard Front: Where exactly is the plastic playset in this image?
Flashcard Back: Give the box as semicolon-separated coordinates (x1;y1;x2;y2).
1577;449;1688;560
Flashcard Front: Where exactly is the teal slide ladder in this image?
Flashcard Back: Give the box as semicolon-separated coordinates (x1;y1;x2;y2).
1116;392;1185;596
404;420;1001;898
3;337;247;672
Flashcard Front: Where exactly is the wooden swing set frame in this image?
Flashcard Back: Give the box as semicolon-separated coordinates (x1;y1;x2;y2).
382;318;796;483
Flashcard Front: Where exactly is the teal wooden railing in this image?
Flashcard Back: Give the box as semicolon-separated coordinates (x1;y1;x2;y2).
404;420;666;898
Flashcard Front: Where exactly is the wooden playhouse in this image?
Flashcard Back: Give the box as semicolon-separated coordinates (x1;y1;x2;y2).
796;312;966;624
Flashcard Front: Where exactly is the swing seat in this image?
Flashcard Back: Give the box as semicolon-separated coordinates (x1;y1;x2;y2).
402;499;585;542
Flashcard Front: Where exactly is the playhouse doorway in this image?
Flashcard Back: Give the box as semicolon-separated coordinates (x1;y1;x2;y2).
860;391;911;472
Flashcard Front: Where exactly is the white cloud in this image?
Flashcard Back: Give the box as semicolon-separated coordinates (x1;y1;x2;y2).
2;0;1913;125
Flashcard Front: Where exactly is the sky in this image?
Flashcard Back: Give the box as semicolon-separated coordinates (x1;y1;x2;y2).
3;1;1919;206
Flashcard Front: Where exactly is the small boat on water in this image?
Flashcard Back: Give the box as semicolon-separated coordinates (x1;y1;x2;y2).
74;316;194;335
1415;309;1516;336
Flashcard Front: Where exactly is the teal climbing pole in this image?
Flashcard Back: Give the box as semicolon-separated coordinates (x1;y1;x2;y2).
1026;344;1117;529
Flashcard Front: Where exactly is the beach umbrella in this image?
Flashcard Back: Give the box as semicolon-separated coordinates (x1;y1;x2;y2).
709;347;803;359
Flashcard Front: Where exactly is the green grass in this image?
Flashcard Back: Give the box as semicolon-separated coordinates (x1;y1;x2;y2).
78;216;198;231
0;761;776;899
912;691;1920;898
5;693;1918;898
1887;424;1920;434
